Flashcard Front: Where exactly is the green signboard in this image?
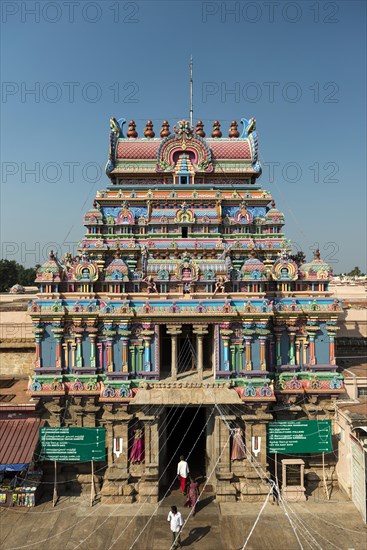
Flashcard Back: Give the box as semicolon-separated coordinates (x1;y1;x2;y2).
267;420;332;454
39;427;106;462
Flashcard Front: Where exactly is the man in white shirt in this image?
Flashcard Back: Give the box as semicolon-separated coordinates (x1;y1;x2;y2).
177;455;189;495
167;505;183;549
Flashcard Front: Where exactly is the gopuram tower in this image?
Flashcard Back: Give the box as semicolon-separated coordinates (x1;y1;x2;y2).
28;116;344;502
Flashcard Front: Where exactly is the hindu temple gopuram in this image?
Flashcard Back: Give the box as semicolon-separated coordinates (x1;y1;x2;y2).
28;116;345;502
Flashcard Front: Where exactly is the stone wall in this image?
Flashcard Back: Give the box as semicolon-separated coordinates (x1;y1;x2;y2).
0;346;34;376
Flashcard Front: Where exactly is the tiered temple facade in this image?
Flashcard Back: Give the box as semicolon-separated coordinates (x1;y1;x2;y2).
28;116;344;502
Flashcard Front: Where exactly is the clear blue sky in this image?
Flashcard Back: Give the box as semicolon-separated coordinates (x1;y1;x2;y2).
1;0;366;273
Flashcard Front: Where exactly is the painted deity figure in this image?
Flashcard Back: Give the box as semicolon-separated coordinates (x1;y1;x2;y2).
130;428;144;464
231;427;246;461
182;267;192;281
214;276;229;295
183;282;191;294
144;276;158;293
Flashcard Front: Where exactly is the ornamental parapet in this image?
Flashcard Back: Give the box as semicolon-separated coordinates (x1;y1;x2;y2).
28;297;342;315
28;375;140;402
28;376;65;396
28;298;275;318
234;378;276;401
99;380;137;402
274;372;344;394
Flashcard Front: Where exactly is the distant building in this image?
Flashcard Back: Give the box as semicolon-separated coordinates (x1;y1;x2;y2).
336;401;367;523
27;116;344;502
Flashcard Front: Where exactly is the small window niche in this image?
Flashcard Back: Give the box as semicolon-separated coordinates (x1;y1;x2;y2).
181;227;188;238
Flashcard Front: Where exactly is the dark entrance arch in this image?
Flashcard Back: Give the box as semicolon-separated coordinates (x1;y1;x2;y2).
159;406;207;495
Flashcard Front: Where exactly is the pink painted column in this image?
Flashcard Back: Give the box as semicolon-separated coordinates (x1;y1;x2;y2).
97;342;103;371
308;336;316;365
259;336;267;370
55;339;62;369
33;324;43;369
35;339;41;368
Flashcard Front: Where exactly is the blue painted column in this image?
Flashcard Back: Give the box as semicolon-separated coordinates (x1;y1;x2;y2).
144;337;151;371
223;339;230;370
220;325;232;371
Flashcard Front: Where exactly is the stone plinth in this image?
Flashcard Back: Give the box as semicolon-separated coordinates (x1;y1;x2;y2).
281;459;306;502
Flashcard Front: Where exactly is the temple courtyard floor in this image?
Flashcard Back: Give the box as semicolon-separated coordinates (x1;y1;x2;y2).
1;488;366;550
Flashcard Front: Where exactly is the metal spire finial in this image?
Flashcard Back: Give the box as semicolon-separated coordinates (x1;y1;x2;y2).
189;55;193;127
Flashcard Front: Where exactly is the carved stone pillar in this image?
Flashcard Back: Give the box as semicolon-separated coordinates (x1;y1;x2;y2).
287;327;298;366
86;327;98;369
193;324;208;382
74;327;84;368
238;344;244;373
295;339;301;366
52;325;64;369
327;325;339;365
307;329;317;366
139;414;159;503
33;323;43;369
100;407;134;504
97;342;103;371
259;336;267;370
118;322;131;373
137;344;144;372
220;323;233;372
166;325;182;381
215;413;236;503
102;322;116;372
244;338;252;370
141;324;154;373
129;345;136;375
62;342;68;371
274;327;283;367
106;339;114;372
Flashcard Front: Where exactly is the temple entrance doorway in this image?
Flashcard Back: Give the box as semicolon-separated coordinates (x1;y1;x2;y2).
159;406;207;495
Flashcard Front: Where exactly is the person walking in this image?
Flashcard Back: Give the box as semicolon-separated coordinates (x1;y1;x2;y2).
177;455;189;495
167;505;183;549
184;477;199;516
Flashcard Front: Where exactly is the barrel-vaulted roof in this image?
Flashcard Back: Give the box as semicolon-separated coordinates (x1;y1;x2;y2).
106;117;261;177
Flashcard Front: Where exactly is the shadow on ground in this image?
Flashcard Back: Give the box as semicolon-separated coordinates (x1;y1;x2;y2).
196;495;215;513
181;526;211;546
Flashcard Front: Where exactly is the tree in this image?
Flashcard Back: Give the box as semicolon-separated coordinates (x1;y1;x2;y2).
347;266;365;277
18;266;37;286
0;259;37;291
289;251;306;267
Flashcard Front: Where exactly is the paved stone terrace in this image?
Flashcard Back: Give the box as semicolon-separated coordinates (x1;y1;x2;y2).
1;488;366;550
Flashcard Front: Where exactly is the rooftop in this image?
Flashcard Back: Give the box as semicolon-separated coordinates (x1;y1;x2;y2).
338;365;367;378
0;377;39;416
